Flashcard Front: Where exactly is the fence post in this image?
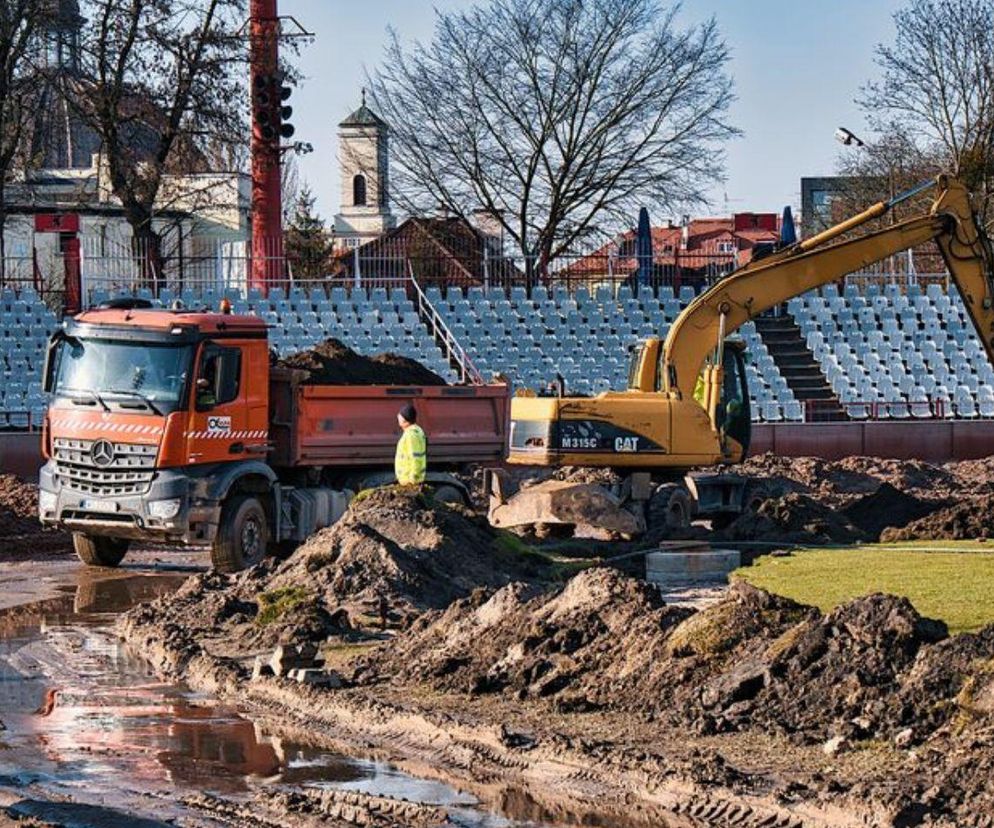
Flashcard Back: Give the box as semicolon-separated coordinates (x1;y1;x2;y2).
353;246;361;289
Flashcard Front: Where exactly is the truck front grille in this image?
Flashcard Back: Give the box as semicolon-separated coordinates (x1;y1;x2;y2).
53;438;158;497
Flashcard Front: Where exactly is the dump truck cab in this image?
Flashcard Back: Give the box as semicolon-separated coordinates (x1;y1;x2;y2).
39;305;273;559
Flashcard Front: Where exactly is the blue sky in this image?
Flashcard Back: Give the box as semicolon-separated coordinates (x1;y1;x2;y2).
282;0;906;224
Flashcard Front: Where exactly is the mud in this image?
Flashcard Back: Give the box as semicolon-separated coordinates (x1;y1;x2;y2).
123;554;994;826
0;475;70;559
274;337;446;386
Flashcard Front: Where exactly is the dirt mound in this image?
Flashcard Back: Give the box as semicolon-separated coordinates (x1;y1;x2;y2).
841;483;946;540
737;453;959;506
945;455;994;496
0;475;70;558
127;488;560;653
718;492;868;545
880;494;994;542
274;338;446;386
265;487;553;622
356;569;991;747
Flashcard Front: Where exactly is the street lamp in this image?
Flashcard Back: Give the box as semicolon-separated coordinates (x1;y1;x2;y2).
835;126;865;148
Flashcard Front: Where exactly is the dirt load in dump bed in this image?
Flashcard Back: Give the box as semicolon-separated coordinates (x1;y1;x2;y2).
0;474;71;558
274;338;446;386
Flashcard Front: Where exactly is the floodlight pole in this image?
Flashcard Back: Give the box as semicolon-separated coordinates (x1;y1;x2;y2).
250;0;283;291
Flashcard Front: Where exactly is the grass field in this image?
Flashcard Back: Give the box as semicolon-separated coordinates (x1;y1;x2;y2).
734;542;994;635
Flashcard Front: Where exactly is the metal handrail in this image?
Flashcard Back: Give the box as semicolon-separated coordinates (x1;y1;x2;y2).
407;264;484;386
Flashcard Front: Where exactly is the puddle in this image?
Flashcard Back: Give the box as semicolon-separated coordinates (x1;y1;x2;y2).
0;570;599;827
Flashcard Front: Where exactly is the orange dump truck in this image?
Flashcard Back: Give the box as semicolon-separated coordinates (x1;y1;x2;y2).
38;302;509;571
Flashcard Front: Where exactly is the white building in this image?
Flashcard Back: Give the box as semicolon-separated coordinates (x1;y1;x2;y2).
333;94;396;248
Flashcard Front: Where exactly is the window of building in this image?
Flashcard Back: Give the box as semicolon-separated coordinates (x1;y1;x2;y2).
353;174;367;206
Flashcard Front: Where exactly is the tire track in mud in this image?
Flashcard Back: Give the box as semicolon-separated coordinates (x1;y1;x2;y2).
120;606;884;828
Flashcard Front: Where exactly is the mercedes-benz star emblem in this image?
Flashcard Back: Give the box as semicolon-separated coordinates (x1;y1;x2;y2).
90;440;115;468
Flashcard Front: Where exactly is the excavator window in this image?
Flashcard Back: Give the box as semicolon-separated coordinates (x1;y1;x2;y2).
716;347;750;451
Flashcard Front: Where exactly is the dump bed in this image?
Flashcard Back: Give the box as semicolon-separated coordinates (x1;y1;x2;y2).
268;368;510;468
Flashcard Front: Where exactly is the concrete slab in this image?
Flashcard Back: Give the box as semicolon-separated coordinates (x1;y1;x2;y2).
645;548;741;588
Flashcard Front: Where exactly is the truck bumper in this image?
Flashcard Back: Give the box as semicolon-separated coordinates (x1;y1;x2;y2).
38;461;222;545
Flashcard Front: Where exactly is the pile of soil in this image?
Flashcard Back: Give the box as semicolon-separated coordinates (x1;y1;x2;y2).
841;482;946;540
736;453;960;506
880;494;994;542
274;338;446;386
128;488;560;652
718;492;868;545
356;569;992;749
0;474;70;557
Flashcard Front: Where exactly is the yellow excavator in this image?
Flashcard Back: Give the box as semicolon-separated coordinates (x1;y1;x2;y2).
488;174;994;536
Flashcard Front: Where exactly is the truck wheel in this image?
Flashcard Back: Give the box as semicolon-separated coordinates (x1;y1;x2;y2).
211;495;268;573
432;485;466;506
73;533;129;568
648;483;693;529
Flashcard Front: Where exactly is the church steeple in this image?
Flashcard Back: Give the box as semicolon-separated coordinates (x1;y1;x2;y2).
334;92;395;244
41;0;84;72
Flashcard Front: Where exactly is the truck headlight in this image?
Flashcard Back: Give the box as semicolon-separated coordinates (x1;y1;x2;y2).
148;498;182;520
39;490;56;514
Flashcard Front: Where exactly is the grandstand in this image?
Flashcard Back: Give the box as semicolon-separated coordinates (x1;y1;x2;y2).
0;275;990;429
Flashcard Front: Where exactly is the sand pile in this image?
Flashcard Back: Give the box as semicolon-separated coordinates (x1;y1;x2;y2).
274;338;446;386
0;474;70;557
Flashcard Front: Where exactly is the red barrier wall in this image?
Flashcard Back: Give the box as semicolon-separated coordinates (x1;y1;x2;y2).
0;433;43;480
751;420;994;462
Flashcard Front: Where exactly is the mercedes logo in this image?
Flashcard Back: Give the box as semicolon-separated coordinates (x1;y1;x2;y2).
90;440;115;468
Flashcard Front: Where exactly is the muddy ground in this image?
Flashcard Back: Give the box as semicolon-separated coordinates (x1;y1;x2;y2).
119;477;994;828
0;475;70;560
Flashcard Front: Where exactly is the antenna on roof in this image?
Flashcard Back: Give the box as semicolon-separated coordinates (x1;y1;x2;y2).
361;86;366;106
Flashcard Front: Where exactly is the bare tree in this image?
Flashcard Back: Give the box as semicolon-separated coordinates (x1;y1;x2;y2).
368;0;737;284
0;1;51;273
859;0;994;220
70;0;247;284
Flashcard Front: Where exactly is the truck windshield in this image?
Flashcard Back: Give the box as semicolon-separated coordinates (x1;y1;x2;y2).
52;338;193;413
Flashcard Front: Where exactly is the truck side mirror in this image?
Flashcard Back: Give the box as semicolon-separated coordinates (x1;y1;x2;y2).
42;331;68;393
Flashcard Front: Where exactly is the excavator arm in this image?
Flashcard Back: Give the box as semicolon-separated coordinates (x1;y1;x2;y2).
661;175;994;401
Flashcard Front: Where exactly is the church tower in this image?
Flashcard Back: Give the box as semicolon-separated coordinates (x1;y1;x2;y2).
334;92;396;246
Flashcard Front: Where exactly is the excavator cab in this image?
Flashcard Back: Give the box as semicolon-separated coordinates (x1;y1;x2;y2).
714;341;751;456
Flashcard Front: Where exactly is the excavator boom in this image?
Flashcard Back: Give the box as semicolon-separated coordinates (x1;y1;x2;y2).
663;175;994;399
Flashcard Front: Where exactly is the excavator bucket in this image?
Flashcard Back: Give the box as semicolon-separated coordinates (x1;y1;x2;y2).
487;474;645;538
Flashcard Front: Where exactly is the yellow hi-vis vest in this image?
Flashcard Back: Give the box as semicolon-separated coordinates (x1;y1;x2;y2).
395;424;427;484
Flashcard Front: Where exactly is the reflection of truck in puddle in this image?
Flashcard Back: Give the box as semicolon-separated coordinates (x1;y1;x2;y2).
38;307;509;571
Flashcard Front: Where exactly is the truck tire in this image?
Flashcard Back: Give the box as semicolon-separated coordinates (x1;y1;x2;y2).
73;533;129;568
648;483;693;530
431;484;466;506
211;495;268;573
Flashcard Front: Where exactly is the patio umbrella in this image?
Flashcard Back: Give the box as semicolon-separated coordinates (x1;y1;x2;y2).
635;207;653;292
781;205;797;246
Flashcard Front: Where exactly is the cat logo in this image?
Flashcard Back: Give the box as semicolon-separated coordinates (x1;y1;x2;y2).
614;436;639;452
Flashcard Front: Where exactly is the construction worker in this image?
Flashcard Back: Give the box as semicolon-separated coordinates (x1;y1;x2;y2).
395;404;427;485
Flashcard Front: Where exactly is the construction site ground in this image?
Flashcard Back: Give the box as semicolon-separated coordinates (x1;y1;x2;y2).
3;459;994;826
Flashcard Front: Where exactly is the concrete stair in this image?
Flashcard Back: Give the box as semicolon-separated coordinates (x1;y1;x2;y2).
755;315;847;421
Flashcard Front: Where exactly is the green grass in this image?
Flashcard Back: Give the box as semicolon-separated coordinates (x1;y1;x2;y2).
256;586;312;626
734;542;994;635
491;530;596;579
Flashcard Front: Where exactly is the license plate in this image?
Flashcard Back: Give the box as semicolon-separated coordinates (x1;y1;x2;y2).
80;499;118;513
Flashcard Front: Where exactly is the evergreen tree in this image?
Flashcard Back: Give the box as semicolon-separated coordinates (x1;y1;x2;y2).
285;185;334;280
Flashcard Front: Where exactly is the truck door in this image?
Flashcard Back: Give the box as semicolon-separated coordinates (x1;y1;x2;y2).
186;341;249;465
